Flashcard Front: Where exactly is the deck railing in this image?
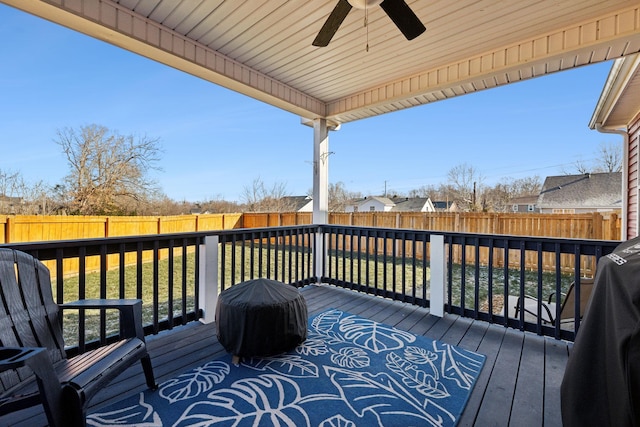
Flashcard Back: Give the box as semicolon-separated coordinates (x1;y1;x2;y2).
1;225;619;352
321;225;618;341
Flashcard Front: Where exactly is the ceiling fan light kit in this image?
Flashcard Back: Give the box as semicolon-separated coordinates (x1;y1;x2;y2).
312;0;426;47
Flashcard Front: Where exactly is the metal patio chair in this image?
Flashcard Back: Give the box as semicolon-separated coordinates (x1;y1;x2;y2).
0;248;157;427
514;278;595;325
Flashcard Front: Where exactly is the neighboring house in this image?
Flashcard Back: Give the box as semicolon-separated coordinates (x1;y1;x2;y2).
0;194;23;214
432;201;457;212
280;195;313;212
509;195;539;213
590;53;640;239
390;197;435;212
536;172;622;214
345;196;395;212
345;196;435;213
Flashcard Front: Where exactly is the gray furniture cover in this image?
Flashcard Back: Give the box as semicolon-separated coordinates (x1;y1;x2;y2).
215;278;307;357
561;237;640;427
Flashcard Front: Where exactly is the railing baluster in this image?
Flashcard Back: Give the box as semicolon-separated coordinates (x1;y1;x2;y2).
474;238;480;318
182;238;188;324
100;244;107;343
78;246;86;352
167;239;174;329
153;240;159;334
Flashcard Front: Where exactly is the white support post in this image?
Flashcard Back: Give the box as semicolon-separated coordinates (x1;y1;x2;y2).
199;235;219;324
312;118;329;225
312;118;329;280
430;234;446;317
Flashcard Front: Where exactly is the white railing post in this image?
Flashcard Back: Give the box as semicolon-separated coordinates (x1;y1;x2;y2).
430;234;446;317
198;235;219;324
314;228;325;281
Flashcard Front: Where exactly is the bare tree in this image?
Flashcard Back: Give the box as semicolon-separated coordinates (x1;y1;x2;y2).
447;163;484;211
594;141;622;173
55;124;162;215
510;176;542;195
563;158;591;175
408;184;436;198
199;197;243;214
0;169;55;214
481;176;542;212
565;141;622;175
328;182;362;212
241;177;292;212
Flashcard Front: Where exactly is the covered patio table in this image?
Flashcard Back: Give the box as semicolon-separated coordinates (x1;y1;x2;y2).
215;278;307;361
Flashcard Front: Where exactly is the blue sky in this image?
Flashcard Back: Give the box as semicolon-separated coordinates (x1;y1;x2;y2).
0;4;616;203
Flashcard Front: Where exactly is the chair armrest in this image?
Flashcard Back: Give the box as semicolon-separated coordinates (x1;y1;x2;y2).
0;347;63;424
61;299;145;341
547;292;567;304
0;347;46;371
61;298;142;309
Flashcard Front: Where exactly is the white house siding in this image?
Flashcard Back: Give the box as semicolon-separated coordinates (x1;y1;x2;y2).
358;199;392;212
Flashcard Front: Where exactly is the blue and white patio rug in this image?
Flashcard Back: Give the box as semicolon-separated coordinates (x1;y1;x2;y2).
87;309;485;427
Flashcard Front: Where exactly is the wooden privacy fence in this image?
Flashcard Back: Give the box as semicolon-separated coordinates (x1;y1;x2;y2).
0;214;243;276
325;211;620;241
247;211;620;276
0;211;620;277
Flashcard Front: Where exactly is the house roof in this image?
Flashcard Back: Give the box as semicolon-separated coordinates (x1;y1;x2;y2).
6;1;640;127
433;201;454;210
354;196;395;207
537;172;622;209
590;53;640;130
281;195;312;211
510;195;538;205
390;197;429;212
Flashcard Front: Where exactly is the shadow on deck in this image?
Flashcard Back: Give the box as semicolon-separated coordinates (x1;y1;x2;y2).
3;284;570;427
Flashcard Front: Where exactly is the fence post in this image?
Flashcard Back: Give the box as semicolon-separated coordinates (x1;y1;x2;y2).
4;216;11;243
430;234;446;317
199;235;219;324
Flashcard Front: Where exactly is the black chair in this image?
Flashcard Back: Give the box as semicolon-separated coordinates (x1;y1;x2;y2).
0;248;157;426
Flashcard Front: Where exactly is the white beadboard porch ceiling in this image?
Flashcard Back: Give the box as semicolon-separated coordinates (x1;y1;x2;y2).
5;0;640;127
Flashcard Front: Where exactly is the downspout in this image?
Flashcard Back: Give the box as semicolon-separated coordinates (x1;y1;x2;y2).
595;124;629;241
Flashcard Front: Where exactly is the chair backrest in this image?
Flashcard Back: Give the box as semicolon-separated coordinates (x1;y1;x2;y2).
559;278;595;321
0;249;66;393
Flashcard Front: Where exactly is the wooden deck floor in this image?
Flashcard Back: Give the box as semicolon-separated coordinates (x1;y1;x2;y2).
4;283;571;426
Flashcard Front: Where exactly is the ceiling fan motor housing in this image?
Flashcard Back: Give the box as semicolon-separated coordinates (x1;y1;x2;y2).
348;0;383;9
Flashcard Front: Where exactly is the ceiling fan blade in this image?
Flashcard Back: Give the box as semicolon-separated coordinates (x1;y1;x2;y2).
380;0;426;41
313;0;353;47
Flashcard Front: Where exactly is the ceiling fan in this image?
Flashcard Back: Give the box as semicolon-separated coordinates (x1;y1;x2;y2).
312;0;426;47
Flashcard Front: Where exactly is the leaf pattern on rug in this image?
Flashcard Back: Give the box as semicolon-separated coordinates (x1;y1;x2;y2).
86;393;161;427
312;309;349;346
329;346;370;368
404;345;439;365
297;335;328;356
324;365;453;427
320;414;356;427
160;360;230;403
433;341;485;390
386;351;450;400
338;314;416;353
173;374;310;427
244;354;319;378
87;309;486;427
